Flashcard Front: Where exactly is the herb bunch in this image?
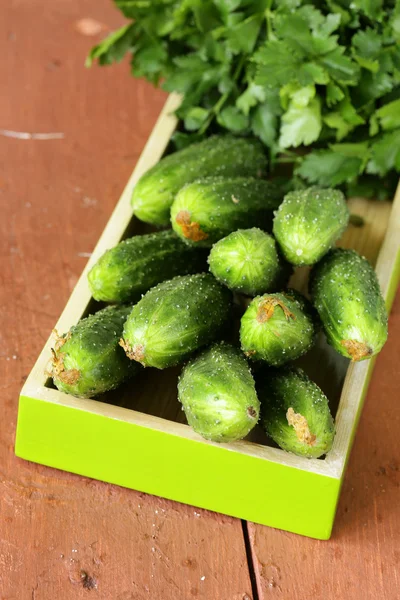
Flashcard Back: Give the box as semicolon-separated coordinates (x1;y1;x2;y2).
87;0;400;198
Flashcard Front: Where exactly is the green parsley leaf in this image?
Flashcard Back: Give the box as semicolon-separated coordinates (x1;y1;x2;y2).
251;96;281;148
132;43;169;83
172;131;206;150
351;28;382;73
193;2;221;33
226;13;263;54
367;130;400;176
352;28;381;60
86;24;135;67
254;41;299;87
115;1;151;20
274;0;302;9
184;107;210;131
330;142;370;161
279;97;322;148
353;70;395;107
275;12;338;57
353;55;379;74
297;148;364;186
298;63;330;85
338;96;365;126
214;0;243;13
320;48;360;85
217;105;250;132
163;54;212;93
285;84;316;108
324;112;353;140
236;82;266;115
326;82;345;106
218;74;236;94
325;1;351;26
214;0;242;13
373;99;400;132
317;12;342;37
352;0;384;21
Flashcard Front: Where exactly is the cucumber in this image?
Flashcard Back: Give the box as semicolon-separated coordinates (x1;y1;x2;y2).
50;306;137;398
121;274;232;369
258;367;335;458
178;342;260;443
240;291;316;366
88;230;207;303
208;228;291;296
273;187;349;265
132;135;268;226
171;176;282;247
311;248;388;361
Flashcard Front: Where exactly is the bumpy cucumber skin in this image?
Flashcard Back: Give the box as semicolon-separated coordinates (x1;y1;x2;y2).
273;187;349;266
122;274;232;369
171;176;282;247
178;342;260;443
258;367;335;458
51;306;137;399
310;248;388;361
208;228;291;296
240;291;316;366
88;230;207;303
132;135;268;226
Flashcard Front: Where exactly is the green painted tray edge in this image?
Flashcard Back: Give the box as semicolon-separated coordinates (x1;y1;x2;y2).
16;394;340;540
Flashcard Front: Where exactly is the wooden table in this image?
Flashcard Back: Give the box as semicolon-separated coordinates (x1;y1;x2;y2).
1;2;399;598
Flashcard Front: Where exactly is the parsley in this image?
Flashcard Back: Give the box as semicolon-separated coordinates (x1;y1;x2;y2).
87;0;400;198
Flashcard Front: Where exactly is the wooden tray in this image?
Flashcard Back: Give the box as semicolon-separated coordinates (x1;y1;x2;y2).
15;94;400;539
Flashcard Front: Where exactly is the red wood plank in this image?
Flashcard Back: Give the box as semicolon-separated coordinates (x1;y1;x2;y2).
247;289;400;600
0;2;253;598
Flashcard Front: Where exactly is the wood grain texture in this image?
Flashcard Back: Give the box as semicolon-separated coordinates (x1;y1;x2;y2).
0;2;253;599
248;283;400;599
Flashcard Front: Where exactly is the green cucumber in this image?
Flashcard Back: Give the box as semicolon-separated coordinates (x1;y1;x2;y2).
259;367;335;458
88;230;207;303
171;176;282;247
121;273;232;369
240;291;316;366
208;228;291;296
178;342;260;443
132;135;268;226
273;187;349;265
311;248;388;361
51;305;137;398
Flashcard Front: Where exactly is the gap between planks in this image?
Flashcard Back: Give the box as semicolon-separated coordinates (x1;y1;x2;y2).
242;521;261;600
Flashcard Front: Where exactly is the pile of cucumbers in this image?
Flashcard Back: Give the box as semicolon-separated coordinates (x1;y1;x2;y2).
50;136;388;459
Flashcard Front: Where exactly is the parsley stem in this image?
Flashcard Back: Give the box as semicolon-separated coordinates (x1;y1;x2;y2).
264;1;275;41
279;150;298;158
276;156;302;164
198;55;246;135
